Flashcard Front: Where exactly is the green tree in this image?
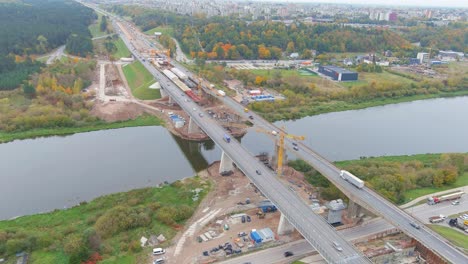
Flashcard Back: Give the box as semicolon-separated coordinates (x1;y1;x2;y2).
65;34;93;57
37;35;48;53
22;82;36;96
72;78;83;94
100;16;108;32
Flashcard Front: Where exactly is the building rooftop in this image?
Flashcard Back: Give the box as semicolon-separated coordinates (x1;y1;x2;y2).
321;65;356;74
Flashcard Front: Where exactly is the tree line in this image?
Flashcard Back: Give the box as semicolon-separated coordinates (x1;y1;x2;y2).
110;5;414;60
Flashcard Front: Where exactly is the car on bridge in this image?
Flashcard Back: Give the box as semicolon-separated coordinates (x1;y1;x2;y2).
410;222;421;229
333;241;343;252
284;251;294;257
256;170;262;175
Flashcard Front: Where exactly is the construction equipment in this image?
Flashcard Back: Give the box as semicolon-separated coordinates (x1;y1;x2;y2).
150;49;171;63
256;126;305;177
256;210;265;219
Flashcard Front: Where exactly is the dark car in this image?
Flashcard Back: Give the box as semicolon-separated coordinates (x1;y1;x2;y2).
241;215;246;223
246;215;251;222
410;222;421;229
256;170;262;175
203;251;209;256
284;251;294;257
238;232;247;237
292;142;298;146
249;115;254;120
293;146;299;151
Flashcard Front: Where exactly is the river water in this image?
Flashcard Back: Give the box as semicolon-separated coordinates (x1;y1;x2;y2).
1;96;468;219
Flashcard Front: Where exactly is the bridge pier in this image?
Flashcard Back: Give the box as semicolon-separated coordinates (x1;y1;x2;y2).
188;116;201;134
277;213;295;235
347;199;362;219
160;87;168;98
219;151;234;174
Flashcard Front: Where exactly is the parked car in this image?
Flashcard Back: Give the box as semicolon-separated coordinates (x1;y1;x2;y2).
246;215;251;222
241;215;246;223
284;251;294;257
292;142;298;146
238;231;247;237
153;258;164;264
203;251;209;256
452;200;460;205
152;248;165;255
249;115;254;120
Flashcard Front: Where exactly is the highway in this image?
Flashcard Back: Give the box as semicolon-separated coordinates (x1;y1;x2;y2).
100;10;370;264
78;2;467;263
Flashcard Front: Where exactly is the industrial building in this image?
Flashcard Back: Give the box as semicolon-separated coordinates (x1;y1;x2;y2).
318;66;358;81
417;52;430;64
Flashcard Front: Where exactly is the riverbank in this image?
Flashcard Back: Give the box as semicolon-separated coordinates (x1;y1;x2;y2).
0;176;210;264
262;91;468;122
0;115;162;144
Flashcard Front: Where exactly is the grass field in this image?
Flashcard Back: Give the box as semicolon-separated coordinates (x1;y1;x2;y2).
0;177;210;264
0;115;162;144
144;26;174;37
340;70;415;88
122;61;161;100
88;13;108;39
113;38;131;59
428;225;468;253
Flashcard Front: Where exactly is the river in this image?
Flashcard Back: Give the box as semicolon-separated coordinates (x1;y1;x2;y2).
1;96;468;219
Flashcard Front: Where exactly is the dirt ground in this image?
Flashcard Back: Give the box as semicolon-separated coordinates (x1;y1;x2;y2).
90;101;147;122
157;162;314;264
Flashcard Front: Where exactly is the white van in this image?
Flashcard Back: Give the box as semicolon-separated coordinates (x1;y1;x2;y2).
152;248;165;255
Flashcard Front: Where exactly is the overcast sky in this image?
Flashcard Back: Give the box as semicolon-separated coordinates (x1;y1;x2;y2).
253;0;468;8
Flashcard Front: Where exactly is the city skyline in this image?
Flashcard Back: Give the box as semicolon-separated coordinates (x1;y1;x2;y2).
253;0;468;8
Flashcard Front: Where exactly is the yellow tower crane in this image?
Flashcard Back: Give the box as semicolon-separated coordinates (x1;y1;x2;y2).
256;126;305;177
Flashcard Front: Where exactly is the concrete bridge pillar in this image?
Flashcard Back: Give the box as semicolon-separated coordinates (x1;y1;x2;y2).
219;151;234;174
188;116;201;134
347;199;362;219
160;87;168;98
277;213;295;235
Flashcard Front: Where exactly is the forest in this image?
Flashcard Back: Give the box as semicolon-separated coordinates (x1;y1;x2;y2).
111;5;467;61
110;6;415;60
0;59;96;133
0;0;95;90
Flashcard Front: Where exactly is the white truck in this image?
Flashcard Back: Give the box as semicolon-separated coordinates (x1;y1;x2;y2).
340;170;365;189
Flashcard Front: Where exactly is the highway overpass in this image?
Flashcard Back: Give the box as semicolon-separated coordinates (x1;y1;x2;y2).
79;2;467;263
116;23;369;264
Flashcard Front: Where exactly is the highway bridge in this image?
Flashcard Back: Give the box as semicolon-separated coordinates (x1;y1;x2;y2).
115;22;369;264
80;2;467;263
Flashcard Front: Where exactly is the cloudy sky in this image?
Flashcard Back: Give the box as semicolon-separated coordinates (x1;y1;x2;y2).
253;0;468;8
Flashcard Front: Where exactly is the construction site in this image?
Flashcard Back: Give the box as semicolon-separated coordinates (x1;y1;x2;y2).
89;17;463;264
